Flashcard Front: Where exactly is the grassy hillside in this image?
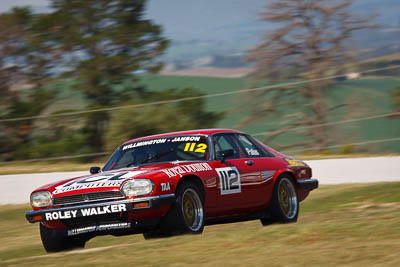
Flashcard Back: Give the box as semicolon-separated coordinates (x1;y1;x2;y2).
1;182;400;266
43;74;400;154
139;75;400;153
348;53;400;66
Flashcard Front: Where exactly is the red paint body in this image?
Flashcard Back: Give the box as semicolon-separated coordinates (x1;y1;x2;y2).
28;129;315;231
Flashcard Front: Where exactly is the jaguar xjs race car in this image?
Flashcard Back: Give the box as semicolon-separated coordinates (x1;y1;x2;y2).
26;129;318;252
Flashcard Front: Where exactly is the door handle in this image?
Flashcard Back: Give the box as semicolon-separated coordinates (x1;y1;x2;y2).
244;160;254;166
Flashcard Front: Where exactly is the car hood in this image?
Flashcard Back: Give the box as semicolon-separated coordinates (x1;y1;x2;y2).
33;162;210;197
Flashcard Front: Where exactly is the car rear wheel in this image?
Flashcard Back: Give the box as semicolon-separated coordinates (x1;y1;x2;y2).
147;181;204;238
261;175;299;225
40;223;86;252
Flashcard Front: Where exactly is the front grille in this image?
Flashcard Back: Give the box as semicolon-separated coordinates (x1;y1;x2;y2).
53;190;125;206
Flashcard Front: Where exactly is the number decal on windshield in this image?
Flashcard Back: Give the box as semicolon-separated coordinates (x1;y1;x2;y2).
184;143;207;153
195;144;207;153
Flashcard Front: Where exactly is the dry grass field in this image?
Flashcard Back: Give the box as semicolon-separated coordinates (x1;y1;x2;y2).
1;182;400;266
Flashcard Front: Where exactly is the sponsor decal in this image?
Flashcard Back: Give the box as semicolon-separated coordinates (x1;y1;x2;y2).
44;203;127;221
183;142;207;153
216;167;241;195
122;136;202;150
246;148;260;156
285;159;305;167
68;226;96;236
123;139;167;150
171;136;201;142
68;222;131;236
161;163;212;178
53;171;144;194
161;182;171;191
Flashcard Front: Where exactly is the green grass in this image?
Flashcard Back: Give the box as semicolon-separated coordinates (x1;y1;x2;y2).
39;74;400;154
348;53;400;65
140;75;400;153
1;182;400;266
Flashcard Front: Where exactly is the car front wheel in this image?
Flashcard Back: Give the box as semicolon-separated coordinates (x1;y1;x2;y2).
180;186;204;232
40;223;86;252
151;181;205;237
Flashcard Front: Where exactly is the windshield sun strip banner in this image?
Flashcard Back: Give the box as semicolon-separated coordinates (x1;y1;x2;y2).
122;135;206;150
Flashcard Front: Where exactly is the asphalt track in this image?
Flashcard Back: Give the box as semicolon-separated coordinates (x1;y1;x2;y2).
0;156;399;205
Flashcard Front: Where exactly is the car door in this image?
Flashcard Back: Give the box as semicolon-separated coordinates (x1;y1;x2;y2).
233;134;287;209
212;133;261;213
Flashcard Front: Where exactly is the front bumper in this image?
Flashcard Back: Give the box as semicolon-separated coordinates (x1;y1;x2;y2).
26;194;175;223
297;179;319;191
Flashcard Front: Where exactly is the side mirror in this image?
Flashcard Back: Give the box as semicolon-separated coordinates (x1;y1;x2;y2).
219;149;234;163
90;166;101;174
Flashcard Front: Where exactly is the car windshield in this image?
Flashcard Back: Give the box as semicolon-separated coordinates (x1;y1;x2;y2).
103;135;209;171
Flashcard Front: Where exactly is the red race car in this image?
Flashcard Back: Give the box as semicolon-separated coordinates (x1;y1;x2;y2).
26;129;318;252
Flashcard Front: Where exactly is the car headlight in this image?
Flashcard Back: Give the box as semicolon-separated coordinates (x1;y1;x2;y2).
31;191;53;208
121;179;154;197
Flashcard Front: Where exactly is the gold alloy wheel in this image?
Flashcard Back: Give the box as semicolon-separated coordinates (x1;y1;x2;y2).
278;178;298;219
181;188;203;231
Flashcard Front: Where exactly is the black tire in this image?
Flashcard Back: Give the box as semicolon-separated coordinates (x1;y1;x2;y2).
40;223;86;252
142;230;169;240
158;181;205;236
261;175;299;225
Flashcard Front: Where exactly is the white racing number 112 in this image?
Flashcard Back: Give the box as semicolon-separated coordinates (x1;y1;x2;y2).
216;167;241;195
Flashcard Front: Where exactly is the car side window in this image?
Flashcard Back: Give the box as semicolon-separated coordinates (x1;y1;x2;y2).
213;134;241;160
236;134;264;157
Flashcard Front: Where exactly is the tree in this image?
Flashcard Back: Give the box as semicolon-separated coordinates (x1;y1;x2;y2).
0;8;32;105
105;88;223;151
0;1;223;161
0;8;56;159
0;7;57;98
246;0;374;151
47;0;169;106
40;0;169;151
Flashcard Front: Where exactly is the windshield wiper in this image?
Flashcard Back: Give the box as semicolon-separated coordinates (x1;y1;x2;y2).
140;149;174;164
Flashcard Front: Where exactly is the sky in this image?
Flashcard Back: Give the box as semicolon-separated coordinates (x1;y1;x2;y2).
0;0;399;42
146;0;267;41
1;0;399;61
0;0;49;13
0;0;267;42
